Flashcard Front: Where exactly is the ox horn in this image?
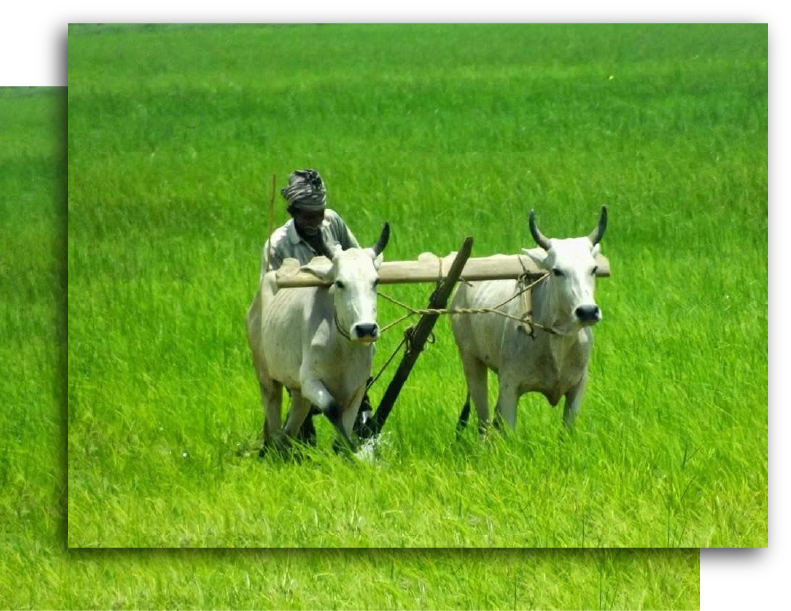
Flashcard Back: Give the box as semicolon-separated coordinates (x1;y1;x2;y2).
372;222;390;256
317;236;337;260
587;205;608;245
529;209;552;251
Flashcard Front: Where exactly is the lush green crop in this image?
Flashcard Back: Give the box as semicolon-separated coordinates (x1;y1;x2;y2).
65;24;766;552
10;22;775;608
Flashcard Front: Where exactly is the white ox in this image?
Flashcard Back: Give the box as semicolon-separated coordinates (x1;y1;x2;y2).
246;223;390;452
451;207;607;433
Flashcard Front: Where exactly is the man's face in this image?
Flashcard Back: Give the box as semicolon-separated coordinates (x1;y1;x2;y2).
290;206;325;236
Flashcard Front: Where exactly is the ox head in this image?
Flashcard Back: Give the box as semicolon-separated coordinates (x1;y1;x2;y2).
522;206;607;334
304;223;390;344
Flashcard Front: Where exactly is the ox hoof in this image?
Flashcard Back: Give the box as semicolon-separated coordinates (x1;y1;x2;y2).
332;439;358;457
352;417;376;440
296;414;318;447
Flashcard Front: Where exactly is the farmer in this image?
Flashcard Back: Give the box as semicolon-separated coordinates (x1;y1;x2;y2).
261;168;375;444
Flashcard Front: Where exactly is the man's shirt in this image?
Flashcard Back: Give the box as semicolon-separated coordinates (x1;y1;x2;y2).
261;209;360;278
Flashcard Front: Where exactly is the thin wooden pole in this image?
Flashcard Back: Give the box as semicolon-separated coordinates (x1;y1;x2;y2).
365;236;475;438
265;174;276;273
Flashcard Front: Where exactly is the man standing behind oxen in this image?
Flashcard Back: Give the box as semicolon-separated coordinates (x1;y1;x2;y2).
260;169;375;445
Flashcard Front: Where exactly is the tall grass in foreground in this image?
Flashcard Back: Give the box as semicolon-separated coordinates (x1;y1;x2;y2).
67;24;766;548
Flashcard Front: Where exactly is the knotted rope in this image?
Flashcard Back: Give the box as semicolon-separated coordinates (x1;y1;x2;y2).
366;270;552;391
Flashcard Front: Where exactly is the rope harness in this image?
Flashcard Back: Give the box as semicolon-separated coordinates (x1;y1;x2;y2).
378;272;552;333
366;267;552;392
334;308;352;341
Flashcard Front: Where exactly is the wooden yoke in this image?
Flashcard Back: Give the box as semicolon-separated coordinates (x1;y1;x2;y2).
275;251;610;288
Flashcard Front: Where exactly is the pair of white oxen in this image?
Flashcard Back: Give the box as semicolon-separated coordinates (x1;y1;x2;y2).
246;207;608;453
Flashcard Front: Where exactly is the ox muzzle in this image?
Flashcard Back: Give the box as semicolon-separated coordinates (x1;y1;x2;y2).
351;322;380;344
574;304;602;325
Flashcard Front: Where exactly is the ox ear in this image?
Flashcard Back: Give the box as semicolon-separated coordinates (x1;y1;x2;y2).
301;256;334;281
522;247;549;270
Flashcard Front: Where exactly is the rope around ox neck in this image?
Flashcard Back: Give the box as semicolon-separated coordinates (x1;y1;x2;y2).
334;309;352;340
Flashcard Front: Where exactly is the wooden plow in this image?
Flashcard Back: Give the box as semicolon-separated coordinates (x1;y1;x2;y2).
273;240;611;439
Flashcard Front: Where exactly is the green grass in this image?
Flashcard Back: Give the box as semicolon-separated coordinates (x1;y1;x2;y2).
0;34;712;609
4;548;701;611
66;24;766;550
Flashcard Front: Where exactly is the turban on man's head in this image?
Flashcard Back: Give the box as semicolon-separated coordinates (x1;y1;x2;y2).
281;169;327;210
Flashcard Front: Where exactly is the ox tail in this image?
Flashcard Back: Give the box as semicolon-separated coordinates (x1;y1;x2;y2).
456;392;472;435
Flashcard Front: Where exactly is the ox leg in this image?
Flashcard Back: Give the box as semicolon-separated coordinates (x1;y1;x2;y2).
296;409;318;446
283;390;311;439
494;377;520;431
563;369;588;430
301;378;358;453
456;393;472;436
258;380;283;454
462;356;489;435
332;386;366;455
342;385;366;437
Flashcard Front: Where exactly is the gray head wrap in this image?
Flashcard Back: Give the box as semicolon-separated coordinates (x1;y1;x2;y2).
281;169;327;210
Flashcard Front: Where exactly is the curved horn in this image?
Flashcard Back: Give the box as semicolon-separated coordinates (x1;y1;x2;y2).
529;209;552;250
587;205;608;245
372;222;390;256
